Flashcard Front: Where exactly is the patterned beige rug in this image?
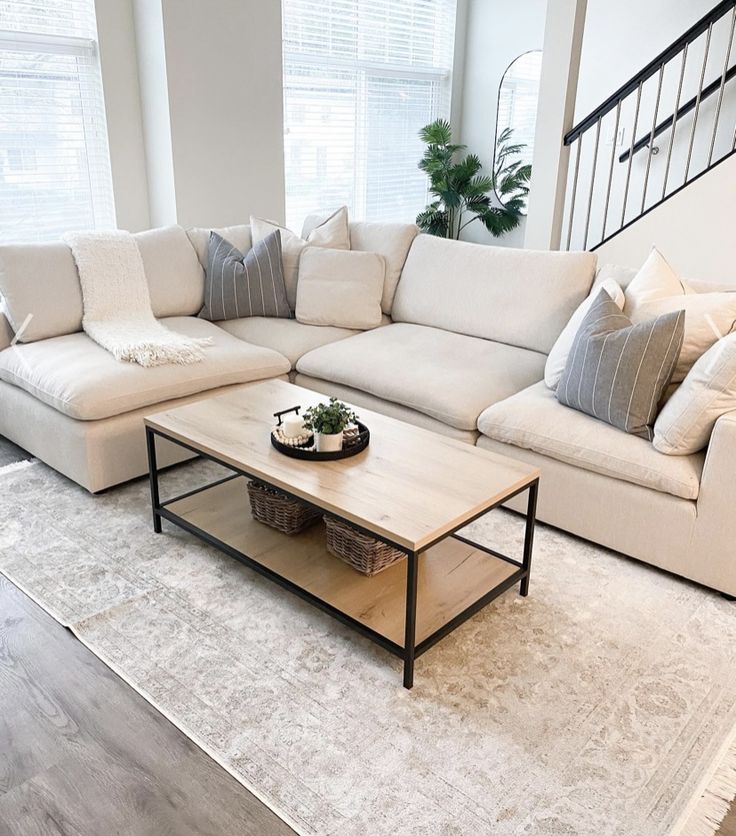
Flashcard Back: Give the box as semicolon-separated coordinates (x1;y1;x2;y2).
1;458;735;835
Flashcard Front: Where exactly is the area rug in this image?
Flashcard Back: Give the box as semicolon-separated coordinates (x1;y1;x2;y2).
1;459;735;836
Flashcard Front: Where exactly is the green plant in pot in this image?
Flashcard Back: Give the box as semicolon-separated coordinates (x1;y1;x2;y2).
416;119;530;240
303;397;359;453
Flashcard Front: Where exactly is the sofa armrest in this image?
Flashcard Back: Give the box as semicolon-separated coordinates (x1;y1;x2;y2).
0;311;13;352
700;411;736;494
692;411;736;594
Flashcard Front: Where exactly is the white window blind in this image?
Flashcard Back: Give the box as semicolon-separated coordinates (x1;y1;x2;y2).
0;0;115;243
282;0;457;232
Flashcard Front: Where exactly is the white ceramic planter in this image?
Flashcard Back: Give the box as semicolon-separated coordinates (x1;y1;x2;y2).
315;430;343;452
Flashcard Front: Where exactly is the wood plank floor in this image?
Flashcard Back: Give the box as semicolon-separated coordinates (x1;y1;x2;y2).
0;437;29;469
723;807;736;836
0;434;734;833
0;575;294;836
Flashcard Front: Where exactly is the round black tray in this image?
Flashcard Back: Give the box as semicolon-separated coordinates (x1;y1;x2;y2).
271;421;370;461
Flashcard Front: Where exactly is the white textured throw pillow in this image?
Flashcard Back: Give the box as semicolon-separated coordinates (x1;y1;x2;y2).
251;207;350;310
653;332;736;455
296;248;385;330
625;248;736;382
300;207;350;247
544;277;625;390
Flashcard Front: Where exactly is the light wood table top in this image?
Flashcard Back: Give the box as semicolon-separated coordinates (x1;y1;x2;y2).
145;379;539;552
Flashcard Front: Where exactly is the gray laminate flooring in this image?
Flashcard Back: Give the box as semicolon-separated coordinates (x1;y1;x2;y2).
0;435;29;469
0;575;294;836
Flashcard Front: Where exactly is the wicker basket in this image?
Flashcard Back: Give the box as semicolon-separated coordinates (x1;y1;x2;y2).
324;516;405;576
247;481;321;535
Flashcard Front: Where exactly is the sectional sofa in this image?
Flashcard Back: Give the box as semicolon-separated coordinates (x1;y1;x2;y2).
0;223;733;596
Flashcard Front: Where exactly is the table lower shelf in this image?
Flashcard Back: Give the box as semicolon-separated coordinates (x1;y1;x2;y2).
165;477;519;649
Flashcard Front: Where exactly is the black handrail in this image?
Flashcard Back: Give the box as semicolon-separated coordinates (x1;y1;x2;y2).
564;0;736;145
619;63;736;162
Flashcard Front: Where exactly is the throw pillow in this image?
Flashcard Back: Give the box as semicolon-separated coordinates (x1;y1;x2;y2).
623;248;693;311
653;332;736;455
557;289;685;439
625;247;736;382
187;224;252;270
300;207;350;247
296;248;385;330
199;231;290;322
251;207;350;310
544;277;625;390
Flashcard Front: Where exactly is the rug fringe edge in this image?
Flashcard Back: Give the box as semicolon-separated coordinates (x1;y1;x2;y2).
673;720;736;836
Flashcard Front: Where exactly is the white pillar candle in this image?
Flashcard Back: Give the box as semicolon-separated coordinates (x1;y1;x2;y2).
282;415;306;438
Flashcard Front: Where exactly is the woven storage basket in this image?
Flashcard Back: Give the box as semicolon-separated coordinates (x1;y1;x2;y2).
324;516;405;576
247;481;321;535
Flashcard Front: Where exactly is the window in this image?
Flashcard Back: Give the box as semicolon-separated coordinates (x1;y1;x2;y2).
0;0;115;243
282;0;457;232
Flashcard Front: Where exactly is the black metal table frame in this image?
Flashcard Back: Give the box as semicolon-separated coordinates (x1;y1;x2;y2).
146;426;539;689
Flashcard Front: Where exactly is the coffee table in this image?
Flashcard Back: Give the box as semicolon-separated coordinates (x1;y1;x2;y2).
144;379;539;689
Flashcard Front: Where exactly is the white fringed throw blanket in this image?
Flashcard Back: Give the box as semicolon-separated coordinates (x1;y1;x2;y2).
63;230;211;367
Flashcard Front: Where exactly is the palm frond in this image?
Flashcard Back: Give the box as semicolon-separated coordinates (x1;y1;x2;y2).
465;174;494;197
416;205;449;237
419;119;453;147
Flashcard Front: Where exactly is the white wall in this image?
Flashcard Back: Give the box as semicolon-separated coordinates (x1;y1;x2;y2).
132;0;177;227
457;0;547;247
159;0;285;228
575;0;716;120
95;0;150;231
595;153;736;283
565;0;735;252
524;0;587;251
97;0;285;231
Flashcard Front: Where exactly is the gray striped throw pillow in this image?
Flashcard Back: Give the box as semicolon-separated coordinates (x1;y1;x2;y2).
557;289;685;439
200;230;290;321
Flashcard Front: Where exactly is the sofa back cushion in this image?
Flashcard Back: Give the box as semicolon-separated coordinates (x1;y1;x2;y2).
348;221;419;315
0;241;83;342
391;235;597;354
0;225;204;343
134;225;205;318
187;224;252;270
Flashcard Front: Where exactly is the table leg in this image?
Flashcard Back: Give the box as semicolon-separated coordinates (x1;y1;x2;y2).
146;427;162;534
403;550;418;689
520;480;538;597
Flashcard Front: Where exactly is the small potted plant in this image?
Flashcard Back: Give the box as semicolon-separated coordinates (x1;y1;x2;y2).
302;397;358;453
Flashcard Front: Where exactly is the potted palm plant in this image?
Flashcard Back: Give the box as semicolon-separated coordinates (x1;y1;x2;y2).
303;397;359;452
416;119;530;240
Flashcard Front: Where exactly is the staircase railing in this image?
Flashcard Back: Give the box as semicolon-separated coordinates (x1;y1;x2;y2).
562;0;736;251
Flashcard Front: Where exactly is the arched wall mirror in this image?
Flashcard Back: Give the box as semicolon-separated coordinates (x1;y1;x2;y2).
494;50;543;214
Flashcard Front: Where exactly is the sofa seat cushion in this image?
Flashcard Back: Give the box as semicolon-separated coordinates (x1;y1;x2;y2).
0;317;290;420
297;322;546;430
477;381;703;500
219;316;365;368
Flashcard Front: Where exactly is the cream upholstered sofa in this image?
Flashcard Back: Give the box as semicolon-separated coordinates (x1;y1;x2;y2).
0;224;733;597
